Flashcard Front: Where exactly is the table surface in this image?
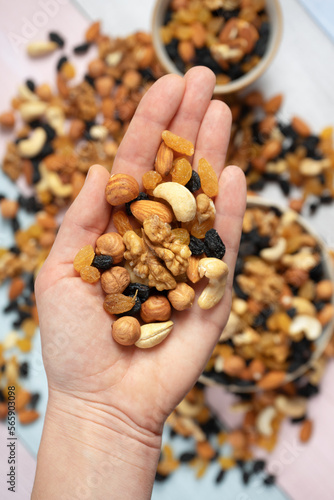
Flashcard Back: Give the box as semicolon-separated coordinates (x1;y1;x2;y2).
0;1;334;499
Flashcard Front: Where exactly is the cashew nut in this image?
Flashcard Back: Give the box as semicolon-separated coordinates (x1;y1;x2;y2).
18;83;39;102
256;406;277;437
37;163;73;198
232;298;248;316
289;315;322;340
45;106;65;136
26;40;58;57
105;51;123;67
90;125;109;141
299;158;328;177
20;101;47;122
281;249;318;271
135;320;173;348
290;297;316;316
233;327;261;346
260;237;286;262
219;311;242;341
275;395;307;418
176;399;202;418
153;182;196;222
265;159;288;174
17;128;47;158
197;258;229;310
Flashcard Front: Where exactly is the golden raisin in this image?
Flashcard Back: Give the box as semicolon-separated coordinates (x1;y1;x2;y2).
103;293;136;315
162;130;194;156
112;210;133;236
171;157;193;185
142;171;162;190
190;217;214;238
171;228;190;245
198;158;218;197
80;266;101;283
73;245;95;272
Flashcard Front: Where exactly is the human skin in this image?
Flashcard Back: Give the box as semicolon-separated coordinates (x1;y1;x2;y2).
31;66;246;500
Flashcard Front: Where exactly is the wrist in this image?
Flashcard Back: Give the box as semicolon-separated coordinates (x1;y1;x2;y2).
32;390;162;500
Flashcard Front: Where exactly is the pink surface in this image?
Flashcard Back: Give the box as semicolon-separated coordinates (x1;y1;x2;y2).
0;1;334;499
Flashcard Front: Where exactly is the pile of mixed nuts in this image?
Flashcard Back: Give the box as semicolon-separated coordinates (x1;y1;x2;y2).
73;130;228;348
161;0;270;84
0;17;333;489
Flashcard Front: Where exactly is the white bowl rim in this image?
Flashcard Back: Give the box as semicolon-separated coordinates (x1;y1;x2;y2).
151;0;283;94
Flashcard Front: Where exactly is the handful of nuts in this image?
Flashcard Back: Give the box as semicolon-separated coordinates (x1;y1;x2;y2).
73;130;229;347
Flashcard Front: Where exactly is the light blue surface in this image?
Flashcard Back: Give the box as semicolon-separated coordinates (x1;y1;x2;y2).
298;0;334;42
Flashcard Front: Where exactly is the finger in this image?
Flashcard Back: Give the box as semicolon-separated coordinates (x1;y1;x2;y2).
192;99;232;176
45;164;111;268
168;66;216;152
155;166;246;389
112;74;185;181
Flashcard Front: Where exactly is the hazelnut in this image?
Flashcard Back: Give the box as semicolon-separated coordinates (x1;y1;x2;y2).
1;199;19;219
96;232;125;264
140;296;171;323
101;266;130;294
0;111;15;128
112;316;141;346
105;174;139;206
88;58;106;78
316;280;333;301
95;76;115;98
168;283;195;311
223;355;246;376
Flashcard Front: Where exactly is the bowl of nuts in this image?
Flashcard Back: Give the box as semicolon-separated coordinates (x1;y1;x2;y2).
152;0;283;94
200;196;334;392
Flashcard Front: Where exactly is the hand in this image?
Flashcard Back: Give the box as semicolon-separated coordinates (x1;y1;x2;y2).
32;66;246;500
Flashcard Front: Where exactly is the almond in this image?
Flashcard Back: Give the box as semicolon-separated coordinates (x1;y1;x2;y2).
257;370;286;390
105;174;139;206
0;111;15;128
178;40;195;63
1;199;19;219
196;440;216;460
261;139;282;160
291;116;311;137
130;200;173;223
17;409;39;425
300;419;313;443
16;390;31;411
155;142;174;177
85;21;100;42
9;277;25;301
69;119;85;141
264;94;283;114
187;255;201;283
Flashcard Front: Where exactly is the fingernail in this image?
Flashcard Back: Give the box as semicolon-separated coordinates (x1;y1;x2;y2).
84;167;92;184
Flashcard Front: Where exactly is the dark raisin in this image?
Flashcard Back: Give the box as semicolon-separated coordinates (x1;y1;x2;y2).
236;459;245;469
286;307;297;318
125;192;149;216
26;79;35;92
297;383;319;398
84;74;95;87
242;470;251;485
4;300;18;314
56;55;68;72
49;31;65;48
290;415;307;424
9;246;21;255
278;177;290;196
233;281;248;300
185;170;201;193
92;255;113;271
320;191;332;204
155;472;169;482
123;283;150;303
11;217;20;232
263;474;276;486
252;459;266;474
30;393;40;409
19;362;29;378
189;235;205;256
204;229;226;259
309;262;324;282
227;64;243;81
248;178;266;191
140;67;155;82
215;468;226;484
0;389;5;401
73;42;91;54
179;452;196;463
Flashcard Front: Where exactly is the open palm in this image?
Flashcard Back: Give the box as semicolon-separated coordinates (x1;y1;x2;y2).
35;67;246;437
